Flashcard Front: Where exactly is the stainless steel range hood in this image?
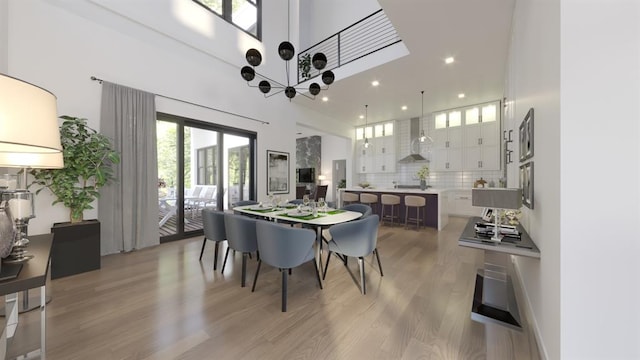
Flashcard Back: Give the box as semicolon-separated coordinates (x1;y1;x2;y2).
398;117;429;163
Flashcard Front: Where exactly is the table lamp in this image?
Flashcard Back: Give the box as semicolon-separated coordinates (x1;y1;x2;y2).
0;74;63;264
472;188;522;242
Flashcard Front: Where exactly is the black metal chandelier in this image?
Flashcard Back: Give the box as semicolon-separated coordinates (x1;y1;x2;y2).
240;45;334;100
240;1;335;100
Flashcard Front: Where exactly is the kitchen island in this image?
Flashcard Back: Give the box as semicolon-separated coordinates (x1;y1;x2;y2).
339;188;449;230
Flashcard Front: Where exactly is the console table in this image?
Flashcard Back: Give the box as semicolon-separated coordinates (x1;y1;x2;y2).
458;217;540;330
0;234;53;359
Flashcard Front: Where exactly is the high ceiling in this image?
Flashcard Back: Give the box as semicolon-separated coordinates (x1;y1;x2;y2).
295;0;515;136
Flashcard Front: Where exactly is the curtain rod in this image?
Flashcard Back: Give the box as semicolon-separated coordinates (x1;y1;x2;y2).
90;76;269;125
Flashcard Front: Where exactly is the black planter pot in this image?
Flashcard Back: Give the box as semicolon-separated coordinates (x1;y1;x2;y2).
50;219;100;279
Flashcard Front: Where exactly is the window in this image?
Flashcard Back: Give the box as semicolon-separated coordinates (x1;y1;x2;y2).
193;0;261;39
197;145;218;185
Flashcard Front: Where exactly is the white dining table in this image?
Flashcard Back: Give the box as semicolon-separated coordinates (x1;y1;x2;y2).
233;204;363;276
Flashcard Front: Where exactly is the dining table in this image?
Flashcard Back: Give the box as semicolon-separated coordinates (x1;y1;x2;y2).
232;204;363;279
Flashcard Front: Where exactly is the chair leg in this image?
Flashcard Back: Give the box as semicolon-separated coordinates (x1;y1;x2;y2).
221;247;231;273
312;259;323;289
282;268;288;312
199;238;207;261
374;248;383;277
322;251;333;280
405;207;409;229
241;253;247;287
213;242;220;270
358;257;366;295
251;260;262;292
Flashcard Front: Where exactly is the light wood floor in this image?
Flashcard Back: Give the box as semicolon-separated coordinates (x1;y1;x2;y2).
8;216;540;359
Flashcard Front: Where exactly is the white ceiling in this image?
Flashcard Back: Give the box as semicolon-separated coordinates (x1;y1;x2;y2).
295;0;515;135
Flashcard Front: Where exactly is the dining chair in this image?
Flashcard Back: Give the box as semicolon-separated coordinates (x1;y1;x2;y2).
322;214;382;295
252;221;323;312
313;185;328;201
321;203;371;243
222;213;259;287
200;208;226;271
232;200;259;207
296;185;306;199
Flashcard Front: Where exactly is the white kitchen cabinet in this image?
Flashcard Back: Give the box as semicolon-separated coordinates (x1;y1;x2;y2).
433;111;463;171
463;103;500;171
432;101;501;172
448;189;481;217
355;121;395;173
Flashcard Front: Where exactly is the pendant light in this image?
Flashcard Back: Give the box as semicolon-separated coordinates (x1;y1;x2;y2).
363;104;370;148
419;90;433;144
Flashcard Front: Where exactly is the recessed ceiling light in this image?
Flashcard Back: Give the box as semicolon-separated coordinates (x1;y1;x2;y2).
371;80;379;87
359;115;364;119
322;96;329;102
458;93;465;98
445;57;455;64
401;105;407;111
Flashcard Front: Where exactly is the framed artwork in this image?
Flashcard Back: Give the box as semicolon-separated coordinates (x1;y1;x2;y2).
481;208;494;222
520;161;534;209
519;108;534;162
267;150;290;194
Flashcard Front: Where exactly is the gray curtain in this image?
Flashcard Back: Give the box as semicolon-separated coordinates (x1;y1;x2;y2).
99;81;159;254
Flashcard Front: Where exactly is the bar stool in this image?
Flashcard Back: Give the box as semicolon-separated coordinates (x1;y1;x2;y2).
380;194;400;226
342;192;359;206
359;193;378;215
404;195;426;230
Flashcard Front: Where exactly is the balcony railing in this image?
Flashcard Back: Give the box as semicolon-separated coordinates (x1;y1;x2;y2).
297;9;402;84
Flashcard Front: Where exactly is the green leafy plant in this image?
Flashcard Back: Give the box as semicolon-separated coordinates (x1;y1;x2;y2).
29;116;120;223
416;165;430;180
298;53;311;80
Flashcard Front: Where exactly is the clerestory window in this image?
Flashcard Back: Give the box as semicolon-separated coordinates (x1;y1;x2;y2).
193;0;261;39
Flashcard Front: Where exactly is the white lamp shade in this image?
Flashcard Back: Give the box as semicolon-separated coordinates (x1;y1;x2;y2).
0;74;62;154
318;174;327;181
0;152;64;169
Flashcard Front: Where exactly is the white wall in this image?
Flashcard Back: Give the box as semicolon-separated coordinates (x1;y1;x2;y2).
506;0;640;359
504;0;560;358
6;0;346;235
560;1;640;358
320;134;350;202
0;1;7;73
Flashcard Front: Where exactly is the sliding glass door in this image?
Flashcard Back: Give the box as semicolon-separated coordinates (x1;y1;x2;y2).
157;113;256;242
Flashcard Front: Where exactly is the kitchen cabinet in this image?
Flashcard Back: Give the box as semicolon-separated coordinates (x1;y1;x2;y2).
448;189;481;217
463;103;500;171
355;121;395;173
433;110;463;171
432;100;501;172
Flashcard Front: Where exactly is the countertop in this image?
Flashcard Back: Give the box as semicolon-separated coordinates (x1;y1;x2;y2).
342;187;446;195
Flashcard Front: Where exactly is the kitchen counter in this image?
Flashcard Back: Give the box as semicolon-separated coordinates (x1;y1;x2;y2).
344;187;447;195
339;188;449;230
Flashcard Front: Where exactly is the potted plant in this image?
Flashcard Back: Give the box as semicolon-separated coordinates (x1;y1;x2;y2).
30;116;120;223
29;115;120;278
416;165;430;190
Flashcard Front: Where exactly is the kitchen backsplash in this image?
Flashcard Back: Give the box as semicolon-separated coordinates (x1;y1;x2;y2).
357;166;504;189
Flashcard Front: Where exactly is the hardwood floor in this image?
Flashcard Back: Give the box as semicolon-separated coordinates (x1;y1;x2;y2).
7;216;540;359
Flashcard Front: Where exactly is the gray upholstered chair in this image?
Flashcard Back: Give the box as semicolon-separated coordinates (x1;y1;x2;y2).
200;208;226;271
288;199;304;205
322;214;382;294
232;200;259;208
321;203;372;243
252;221;322;312
222;213;258;287
341;203;372;217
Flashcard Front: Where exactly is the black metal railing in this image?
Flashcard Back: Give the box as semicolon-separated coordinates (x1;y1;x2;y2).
297;9;402;84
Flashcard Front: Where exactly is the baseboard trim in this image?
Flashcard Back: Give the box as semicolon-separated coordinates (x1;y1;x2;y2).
511;256;549;360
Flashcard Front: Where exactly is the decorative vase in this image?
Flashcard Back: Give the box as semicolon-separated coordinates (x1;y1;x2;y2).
420;180;427;190
0;200;15;259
